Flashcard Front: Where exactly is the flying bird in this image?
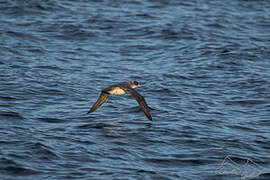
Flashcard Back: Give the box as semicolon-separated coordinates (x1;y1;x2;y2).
87;81;152;120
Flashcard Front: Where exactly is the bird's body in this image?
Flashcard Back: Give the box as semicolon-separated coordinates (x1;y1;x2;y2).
107;86;126;95
87;81;152;121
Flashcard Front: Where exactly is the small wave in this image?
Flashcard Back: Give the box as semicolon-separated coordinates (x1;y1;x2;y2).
77;123;122;129
52;24;97;40
0;157;41;176
34;65;64;71
0;0;62;16
224;100;267;107
31;142;60;159
0;111;24;120
38;117;65;123
0;96;16;101
143;157;214;169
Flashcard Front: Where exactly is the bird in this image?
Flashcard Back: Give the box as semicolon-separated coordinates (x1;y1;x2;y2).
87;81;152;121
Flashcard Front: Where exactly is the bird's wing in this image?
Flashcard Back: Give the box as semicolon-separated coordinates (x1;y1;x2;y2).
87;91;110;114
123;88;152;121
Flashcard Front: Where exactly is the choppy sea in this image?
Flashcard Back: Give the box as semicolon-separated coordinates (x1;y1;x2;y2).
1;0;270;179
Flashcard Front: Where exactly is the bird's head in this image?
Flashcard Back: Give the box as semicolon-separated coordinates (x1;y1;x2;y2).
130;81;143;88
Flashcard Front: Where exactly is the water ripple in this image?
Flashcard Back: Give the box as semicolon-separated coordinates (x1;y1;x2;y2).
1;0;270;179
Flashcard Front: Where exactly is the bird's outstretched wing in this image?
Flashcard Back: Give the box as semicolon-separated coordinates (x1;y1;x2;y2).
123;88;152;121
87;91;110;114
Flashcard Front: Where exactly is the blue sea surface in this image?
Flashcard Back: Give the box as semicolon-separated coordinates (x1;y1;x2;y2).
1;0;270;179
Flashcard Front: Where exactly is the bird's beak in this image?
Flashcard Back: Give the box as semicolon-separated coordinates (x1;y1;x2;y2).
138;84;144;87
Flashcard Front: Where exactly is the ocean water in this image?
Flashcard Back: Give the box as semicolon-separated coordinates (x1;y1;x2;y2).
1;0;270;179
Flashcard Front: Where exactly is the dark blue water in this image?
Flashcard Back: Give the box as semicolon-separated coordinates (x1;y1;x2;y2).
1;0;270;179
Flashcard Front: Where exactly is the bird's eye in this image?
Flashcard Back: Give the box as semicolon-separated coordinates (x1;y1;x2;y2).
134;81;138;85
